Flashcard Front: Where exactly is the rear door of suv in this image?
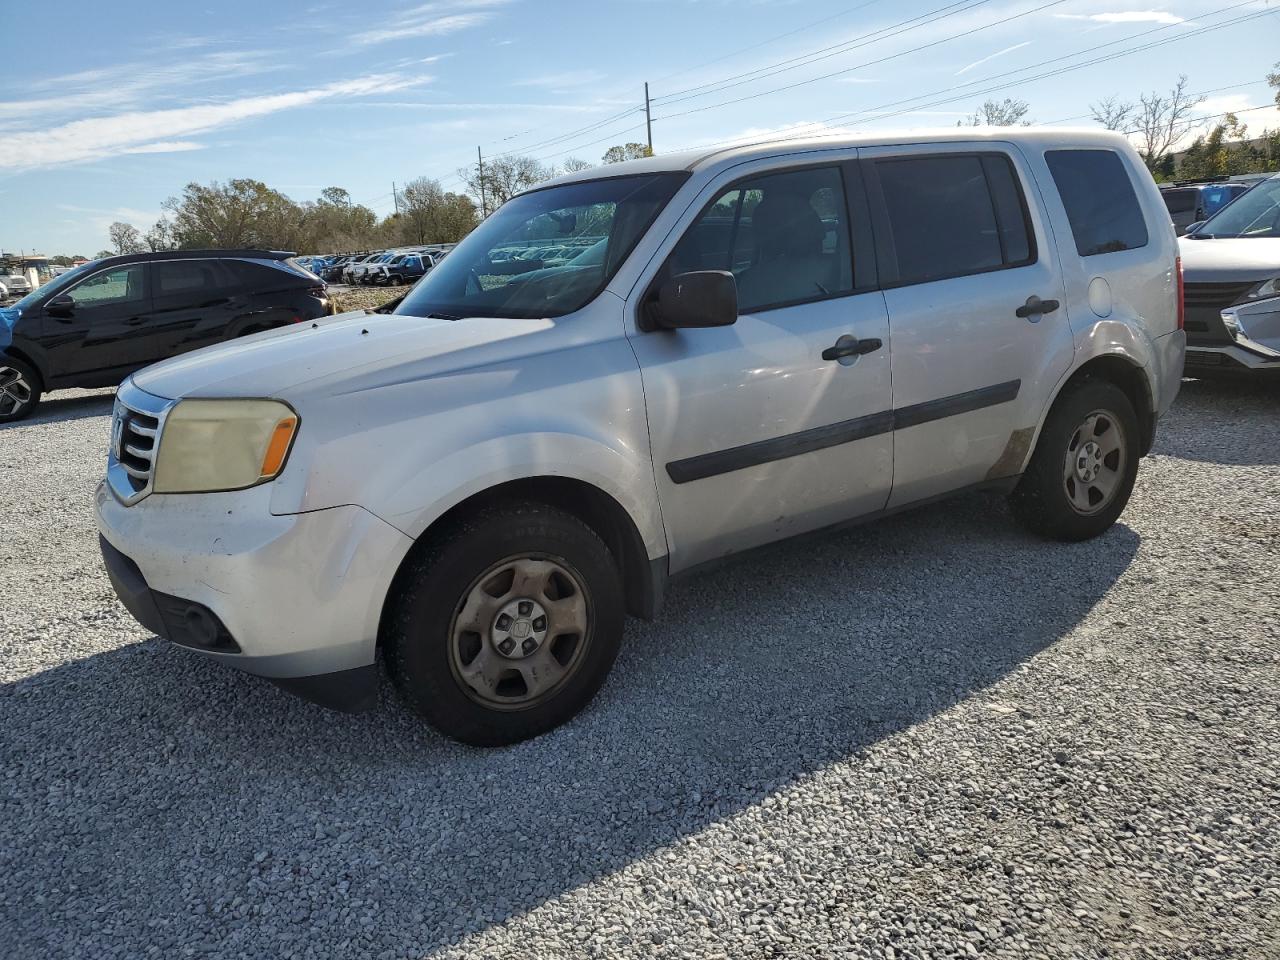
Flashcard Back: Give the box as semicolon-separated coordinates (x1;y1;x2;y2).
858;143;1074;507
148;258;248;357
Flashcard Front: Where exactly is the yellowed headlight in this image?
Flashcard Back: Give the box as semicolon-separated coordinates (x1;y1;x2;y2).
153;399;298;494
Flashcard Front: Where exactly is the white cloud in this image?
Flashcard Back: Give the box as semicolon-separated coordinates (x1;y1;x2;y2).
1055;10;1186;25
0;74;424;171
352;1;510;45
0;52;283;121
956;41;1032;75
354;13;493;45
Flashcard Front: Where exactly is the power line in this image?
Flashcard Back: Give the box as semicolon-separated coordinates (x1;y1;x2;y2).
653;0;995;107
654;0;1069;121
667;0;1275;153
649;0;887;86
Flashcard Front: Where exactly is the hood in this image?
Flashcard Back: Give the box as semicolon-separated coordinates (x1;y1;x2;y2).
1178;236;1280;283
132;308;556;401
0;306;18;351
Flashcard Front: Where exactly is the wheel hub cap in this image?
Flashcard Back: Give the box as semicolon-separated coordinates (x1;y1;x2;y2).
491;598;548;658
1075;440;1104;482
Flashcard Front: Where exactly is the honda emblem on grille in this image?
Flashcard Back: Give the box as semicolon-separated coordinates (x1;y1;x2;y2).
111;410;125;461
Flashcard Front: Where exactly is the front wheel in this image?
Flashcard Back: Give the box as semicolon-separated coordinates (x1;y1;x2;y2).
1009;378;1140;542
0;357;41;422
385;501;624;746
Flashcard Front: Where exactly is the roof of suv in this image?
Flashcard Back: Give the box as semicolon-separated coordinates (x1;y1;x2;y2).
86;249;296;269
539;126;1135;191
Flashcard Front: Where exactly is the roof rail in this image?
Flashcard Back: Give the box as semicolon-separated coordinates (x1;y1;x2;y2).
87;249;296;267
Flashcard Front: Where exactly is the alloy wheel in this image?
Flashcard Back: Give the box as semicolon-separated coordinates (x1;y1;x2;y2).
0;365;32;417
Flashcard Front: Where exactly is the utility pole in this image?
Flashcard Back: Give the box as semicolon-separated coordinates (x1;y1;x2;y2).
644;82;653;155
392;181;400;216
477;146;488;218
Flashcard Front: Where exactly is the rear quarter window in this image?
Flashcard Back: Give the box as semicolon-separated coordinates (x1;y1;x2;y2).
1046;149;1149;257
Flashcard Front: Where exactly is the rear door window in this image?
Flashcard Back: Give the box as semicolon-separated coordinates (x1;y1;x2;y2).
154;259;236;297
1162;190;1197;215
1045;149;1149;256
870;153;1035;285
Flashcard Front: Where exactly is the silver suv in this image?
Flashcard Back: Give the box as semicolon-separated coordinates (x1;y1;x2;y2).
96;129;1184;745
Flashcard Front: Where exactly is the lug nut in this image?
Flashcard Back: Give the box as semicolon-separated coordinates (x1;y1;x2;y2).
522;638;537;654
499;638;515;655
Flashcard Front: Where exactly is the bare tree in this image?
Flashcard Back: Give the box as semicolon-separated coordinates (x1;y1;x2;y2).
1135;75;1205;171
561;157;592;173
1089;95;1135;131
108;221;145;255
144;218;174;252
395;177;479;244
959;98;1031;127
456;154;551;210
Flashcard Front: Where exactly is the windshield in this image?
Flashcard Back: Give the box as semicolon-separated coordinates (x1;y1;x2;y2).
10;260;98;311
395;172;687;320
1195;177;1280;238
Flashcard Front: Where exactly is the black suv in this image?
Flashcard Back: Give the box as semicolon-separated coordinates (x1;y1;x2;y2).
0;250;328;422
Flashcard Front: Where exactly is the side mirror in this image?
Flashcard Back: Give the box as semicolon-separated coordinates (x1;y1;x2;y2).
653;270;737;330
46;293;74;316
1184;220;1206;236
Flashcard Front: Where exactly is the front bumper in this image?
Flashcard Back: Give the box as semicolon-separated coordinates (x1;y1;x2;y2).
95;481;414;710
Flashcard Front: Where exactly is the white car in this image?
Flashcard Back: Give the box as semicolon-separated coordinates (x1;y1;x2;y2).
1178;173;1280;376
97;128;1184;746
1;272;31;296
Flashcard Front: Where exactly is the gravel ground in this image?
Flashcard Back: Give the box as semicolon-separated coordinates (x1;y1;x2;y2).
1;378;1278;959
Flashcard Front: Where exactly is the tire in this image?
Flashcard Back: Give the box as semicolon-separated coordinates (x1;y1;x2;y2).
1009;377;1140;542
390;275;404;287
385;500;624;747
0;356;41;423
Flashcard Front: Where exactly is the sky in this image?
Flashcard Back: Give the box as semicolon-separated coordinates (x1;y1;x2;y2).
1;0;1277;256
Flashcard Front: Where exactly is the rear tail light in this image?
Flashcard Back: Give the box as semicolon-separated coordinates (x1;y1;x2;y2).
1175;255;1185;331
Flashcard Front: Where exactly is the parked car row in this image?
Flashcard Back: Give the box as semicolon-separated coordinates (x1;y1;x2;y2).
296;245;456;287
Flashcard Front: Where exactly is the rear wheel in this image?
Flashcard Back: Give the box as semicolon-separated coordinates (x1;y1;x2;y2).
385;501;624;746
0;357;40;422
1010;378;1139;541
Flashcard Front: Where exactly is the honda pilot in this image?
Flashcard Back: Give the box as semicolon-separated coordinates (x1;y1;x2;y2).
95;130;1184;745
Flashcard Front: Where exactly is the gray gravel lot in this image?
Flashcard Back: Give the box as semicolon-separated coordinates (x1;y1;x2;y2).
2;380;1278;959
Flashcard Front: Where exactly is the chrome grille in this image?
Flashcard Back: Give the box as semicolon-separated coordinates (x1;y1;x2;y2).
116;406;159;492
106;380;173;505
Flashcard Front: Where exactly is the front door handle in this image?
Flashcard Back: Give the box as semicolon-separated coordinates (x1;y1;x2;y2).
122;316;147;326
1016;295;1060;319
822;335;883;363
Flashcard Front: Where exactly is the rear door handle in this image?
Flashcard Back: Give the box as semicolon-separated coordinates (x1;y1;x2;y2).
1016;295;1060;319
122;317;147;326
822;335;883;362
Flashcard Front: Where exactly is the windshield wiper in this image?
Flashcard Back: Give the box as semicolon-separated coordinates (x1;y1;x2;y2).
425;312;463;321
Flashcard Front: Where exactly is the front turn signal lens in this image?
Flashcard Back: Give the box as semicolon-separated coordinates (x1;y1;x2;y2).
260;415;298;479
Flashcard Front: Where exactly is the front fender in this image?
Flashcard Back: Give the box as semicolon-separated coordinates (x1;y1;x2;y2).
375;431;667;559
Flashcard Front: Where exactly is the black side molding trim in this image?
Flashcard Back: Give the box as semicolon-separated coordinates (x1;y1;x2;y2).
668;411;895;484
892;378;1021;430
665;379;1021;484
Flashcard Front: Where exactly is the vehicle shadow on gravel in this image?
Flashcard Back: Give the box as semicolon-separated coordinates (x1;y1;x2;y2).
1;494;1138;957
0;389;114;430
1160;377;1280;466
